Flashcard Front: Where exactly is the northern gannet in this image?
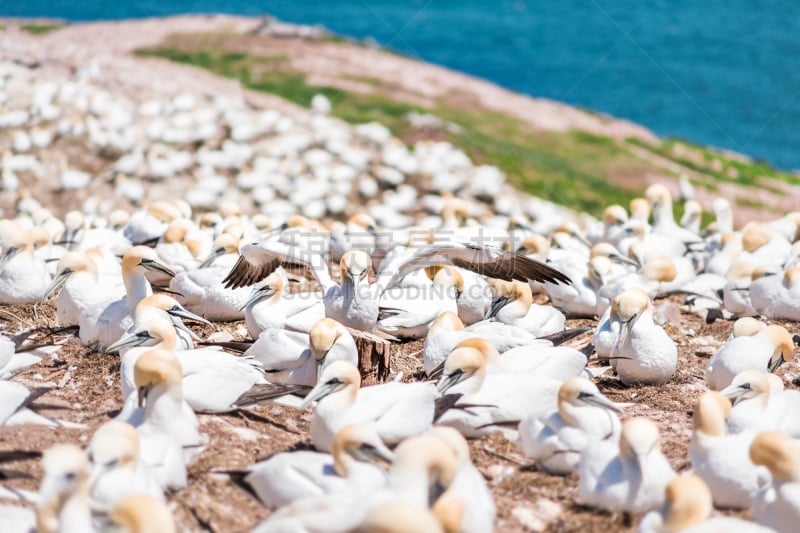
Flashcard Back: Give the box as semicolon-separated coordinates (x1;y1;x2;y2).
302;360;440;452
610;288;677;385
435;339;565;437
36;444;93;533
750;266;800;320
722;370;800;437
423;311;544;375
241;267;324;338
0;227;51;304
638;474;773;533
44;250;125;326
87;420;162;507
244;424;393;508
250;317;357;387
131;348;201;489
578;417;675;513
518;377;622;475
689;391;766;509
750;431;800;533
484;280;565;337
706;324;794;390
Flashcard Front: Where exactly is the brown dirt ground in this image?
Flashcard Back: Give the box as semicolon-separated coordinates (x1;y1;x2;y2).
1;295;797;532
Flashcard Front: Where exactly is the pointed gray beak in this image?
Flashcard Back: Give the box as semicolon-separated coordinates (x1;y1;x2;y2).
437;369;465;394
484;296;509;320
239;285;273;311
720;383;750;400
0;246;19;271
199;247;225;268
609;252;640;269
300;379;342;410
616;304;646;350
106;331;155;353
167;304;211;326
137;384;152;408
55;229;79;246
140;258;176;278
580;392;623;413
354;441;395;465
44;269;72;299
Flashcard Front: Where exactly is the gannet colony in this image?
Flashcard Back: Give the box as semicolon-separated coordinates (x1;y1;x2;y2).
0;27;799;533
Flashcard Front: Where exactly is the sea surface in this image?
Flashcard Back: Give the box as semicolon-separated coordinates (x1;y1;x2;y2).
5;1;800;169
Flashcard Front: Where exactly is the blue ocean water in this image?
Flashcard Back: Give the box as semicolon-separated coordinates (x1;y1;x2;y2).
5;1;800;169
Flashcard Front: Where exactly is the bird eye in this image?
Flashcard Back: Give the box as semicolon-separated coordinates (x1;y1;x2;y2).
64;472;76;482
105;459;118;468
327;377;342;386
741;383;751;390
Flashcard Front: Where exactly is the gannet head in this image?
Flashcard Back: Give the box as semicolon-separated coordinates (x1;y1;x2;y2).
37;444;90;532
720;370;777;402
485;280;532;320
197;213;222;232
171;199;192;221
425;426;470;466
340;250;372;287
441;198;470;227
642;255;677;283
392;434;459;507
619;417;661;470
146;201;182;223
162;219;195;244
29;226;51;251
741;222;772;253
731;317;764;338
591;242;640;268
430;266;463;295
331;424;394;477
692;391;731;437
516;234;549;256
200;233;239;268
784;266;800;289
300;360;360;409
757;325;794;372
750;431;800;482
360;500;445;533
430;312;465;333
106;312;177;353
662;475;713;531
614;288;652;348
557;377;621;424
602;205;628;227
310;318;349;376
110;494;176;533
240;270;285;310
438;344;486;394
725;259;757;281
88;421;139;485
682;200;702;220
555;221;591;247
348;213;379;236
629;198;651;222
44;252;98;299
121;246;176;278
109;210;130;231
645;184;673;212
133;349;183;407
251;214;272;234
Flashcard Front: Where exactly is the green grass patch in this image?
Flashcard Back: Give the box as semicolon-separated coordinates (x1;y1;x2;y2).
628;136;798;192
135;37;746;219
20;23;62;35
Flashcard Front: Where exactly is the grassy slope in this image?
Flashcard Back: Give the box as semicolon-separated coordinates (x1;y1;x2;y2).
136;35;798;218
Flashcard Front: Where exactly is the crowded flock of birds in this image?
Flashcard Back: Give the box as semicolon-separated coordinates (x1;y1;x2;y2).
2;57;800;532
